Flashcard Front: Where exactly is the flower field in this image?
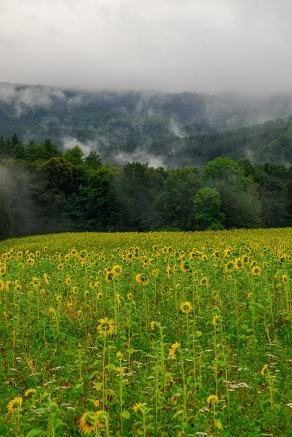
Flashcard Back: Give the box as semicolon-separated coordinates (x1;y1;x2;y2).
0;229;291;436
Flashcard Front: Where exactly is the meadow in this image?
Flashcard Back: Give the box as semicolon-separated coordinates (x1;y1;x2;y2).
0;229;291;436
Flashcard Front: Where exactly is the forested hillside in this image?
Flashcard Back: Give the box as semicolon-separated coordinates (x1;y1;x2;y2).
1;82;292;167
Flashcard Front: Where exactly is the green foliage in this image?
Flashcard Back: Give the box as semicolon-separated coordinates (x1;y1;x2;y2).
0;135;291;237
0;196;12;239
192;187;224;230
63;146;84;165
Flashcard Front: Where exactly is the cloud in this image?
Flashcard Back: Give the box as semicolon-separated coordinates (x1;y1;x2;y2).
114;149;166;168
63;136;94;156
0;82;66;115
0;1;292;94
169;118;186;138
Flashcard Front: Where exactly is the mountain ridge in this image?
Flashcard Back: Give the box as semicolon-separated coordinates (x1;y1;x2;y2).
1;82;292;166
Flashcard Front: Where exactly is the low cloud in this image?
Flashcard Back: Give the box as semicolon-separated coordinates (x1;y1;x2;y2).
114;149;165;168
0;82;66;115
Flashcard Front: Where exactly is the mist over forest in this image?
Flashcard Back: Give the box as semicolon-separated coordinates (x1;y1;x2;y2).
1;82;292;168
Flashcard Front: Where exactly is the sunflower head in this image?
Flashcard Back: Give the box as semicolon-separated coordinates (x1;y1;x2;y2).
200;277;209;287
135;273;149;286
251;265;261;276
7;396;23;413
97;318;116;336
207;394;219;406
168;341;181;359
180;301;193;314
79;411;107;434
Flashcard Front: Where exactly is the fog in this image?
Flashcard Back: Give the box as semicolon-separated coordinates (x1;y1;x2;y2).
1;0;292;94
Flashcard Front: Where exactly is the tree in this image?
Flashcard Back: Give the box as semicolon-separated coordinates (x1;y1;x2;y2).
204;157;261;228
192;187;224;230
64;146;84;165
85;151;102;169
41;157;74;195
154;168;201;230
0;196;12;239
114;162;165;230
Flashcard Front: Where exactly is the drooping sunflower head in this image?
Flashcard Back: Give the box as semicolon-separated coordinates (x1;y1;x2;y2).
281;274;288;285
79;411;107;434
7;396;23;413
43;273;49;284
25;388;36;398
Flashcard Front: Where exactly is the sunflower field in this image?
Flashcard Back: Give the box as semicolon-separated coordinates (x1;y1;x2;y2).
0;229;291;436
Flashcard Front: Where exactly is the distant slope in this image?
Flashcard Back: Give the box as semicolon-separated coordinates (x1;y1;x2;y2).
0;82;292;166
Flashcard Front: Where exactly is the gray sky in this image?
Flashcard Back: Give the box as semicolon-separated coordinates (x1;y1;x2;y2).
1;0;292;94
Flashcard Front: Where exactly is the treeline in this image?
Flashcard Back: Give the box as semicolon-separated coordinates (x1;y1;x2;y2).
0;134;291;239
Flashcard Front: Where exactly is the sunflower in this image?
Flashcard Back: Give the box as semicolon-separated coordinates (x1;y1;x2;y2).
233;258;243;271
15;281;22;291
97;318;116;336
180;301;193;314
199;277;209;287
76;309;83;318
7;396;22;413
211;250;219;259
224;261;234;273
166;264;172;277
251;265;261;276
112;265;123;275
27;258;35;266
281;274;288;285
0;279;5;291
127;292;133;301
260;363;269;376
212;315;220;326
133;402;146;413
25;388;36;398
65;275;71;286
207;394;218;406
168;341;180;359
105;271;114;282
180;261;191;273
135;273;149;286
79;411;106;434
223;247;232;258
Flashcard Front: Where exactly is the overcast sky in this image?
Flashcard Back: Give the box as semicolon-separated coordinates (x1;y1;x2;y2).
0;0;292;94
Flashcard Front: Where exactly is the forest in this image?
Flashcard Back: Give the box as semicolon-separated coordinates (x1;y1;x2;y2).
0;134;291;239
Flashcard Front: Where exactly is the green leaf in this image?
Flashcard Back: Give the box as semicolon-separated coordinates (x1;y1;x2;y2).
121;410;130;419
26;429;44;437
